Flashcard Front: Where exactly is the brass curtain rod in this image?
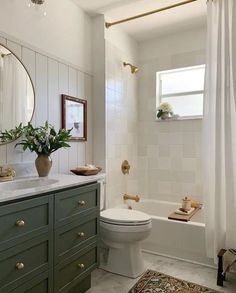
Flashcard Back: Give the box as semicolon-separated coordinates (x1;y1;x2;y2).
105;0;198;28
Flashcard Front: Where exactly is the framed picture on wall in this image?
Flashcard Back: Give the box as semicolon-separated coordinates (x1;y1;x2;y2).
62;95;87;141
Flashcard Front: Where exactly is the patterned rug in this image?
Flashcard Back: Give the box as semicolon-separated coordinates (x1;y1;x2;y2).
129;270;222;293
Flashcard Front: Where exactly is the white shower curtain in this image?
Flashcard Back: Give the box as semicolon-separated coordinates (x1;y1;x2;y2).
203;0;236;260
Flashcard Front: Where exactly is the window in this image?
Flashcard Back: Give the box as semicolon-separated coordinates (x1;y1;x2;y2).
156;65;205;118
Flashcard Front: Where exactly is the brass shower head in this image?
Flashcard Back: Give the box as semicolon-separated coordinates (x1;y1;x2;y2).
123;62;139;74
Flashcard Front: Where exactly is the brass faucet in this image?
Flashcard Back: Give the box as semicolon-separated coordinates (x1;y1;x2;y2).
123;193;140;202
0;166;16;182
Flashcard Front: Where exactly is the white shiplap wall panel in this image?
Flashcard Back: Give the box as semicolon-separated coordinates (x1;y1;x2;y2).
22;47;37;162
68;67;79;170
69;142;79;170
85;74;93;163
78;143;86;166
0;34;92;174
77;71;86;165
35;54;48;125
69;67;77;96
48;59;60;128
6;139;23;164
58;63;69;173
48;58;60;174
77;71;85;97
50;151;59;174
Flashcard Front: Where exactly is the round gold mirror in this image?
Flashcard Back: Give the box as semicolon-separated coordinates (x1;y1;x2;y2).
0;44;35;144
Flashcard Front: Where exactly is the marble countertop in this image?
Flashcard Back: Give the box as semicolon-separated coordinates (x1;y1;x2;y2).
0;173;106;204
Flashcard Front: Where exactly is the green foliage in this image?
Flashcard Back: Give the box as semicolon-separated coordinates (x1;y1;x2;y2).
0;123;25;143
15;121;72;155
157;109;164;118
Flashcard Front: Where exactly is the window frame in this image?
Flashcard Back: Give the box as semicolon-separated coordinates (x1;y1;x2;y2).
156;64;205;119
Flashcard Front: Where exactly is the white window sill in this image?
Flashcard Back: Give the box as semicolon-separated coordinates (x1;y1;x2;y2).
156;116;203;122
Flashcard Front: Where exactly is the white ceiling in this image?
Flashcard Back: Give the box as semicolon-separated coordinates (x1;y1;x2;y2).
74;0;207;41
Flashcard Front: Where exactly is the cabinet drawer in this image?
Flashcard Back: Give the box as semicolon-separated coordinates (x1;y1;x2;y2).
0;196;53;251
10;270;52;293
67;275;91;293
55;183;99;227
55;242;98;293
55;213;98;263
0;234;51;292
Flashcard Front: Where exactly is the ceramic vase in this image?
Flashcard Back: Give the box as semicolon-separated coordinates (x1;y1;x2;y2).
35;154;52;177
161;113;170;120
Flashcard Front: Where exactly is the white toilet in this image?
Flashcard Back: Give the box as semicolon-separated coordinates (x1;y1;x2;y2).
100;208;152;278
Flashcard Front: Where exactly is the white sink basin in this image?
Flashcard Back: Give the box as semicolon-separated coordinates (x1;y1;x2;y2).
0;178;59;192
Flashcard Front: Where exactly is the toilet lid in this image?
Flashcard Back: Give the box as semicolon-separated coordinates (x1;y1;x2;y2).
100;208;151;226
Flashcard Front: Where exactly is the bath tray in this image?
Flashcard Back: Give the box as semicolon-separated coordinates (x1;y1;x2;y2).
70;167;102;176
168;207;200;222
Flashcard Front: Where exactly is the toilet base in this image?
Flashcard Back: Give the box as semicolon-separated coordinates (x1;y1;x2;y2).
100;242;145;278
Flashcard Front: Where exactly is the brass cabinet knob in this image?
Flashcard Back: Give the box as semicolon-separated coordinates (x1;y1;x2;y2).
78;200;86;206
77;232;85;237
15;220;25;227
15;262;25;270
78;263;85;269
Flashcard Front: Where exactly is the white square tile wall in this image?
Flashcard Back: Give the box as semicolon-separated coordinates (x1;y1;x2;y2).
105;27;206;206
105;40;139;208
137;27;206;203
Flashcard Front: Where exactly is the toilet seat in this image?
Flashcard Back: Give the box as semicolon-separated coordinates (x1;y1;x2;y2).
100;208;151;226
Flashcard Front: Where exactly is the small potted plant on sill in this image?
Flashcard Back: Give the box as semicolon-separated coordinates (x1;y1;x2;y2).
156;102;173;120
15;121;72;177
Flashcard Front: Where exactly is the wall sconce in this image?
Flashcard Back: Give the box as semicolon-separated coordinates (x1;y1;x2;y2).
27;0;47;16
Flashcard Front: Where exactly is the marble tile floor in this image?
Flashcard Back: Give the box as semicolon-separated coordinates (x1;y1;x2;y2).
87;252;236;293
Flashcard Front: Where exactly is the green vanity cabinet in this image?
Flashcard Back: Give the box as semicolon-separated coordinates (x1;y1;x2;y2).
0;196;53;293
10;271;53;293
0;181;100;293
54;182;100;293
54;242;98;293
55;184;100;227
54;212;98;264
0;196;53;252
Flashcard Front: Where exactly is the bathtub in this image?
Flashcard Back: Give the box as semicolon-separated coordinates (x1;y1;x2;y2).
128;199;214;267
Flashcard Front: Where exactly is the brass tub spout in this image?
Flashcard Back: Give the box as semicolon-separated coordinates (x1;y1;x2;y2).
123;194;140;202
